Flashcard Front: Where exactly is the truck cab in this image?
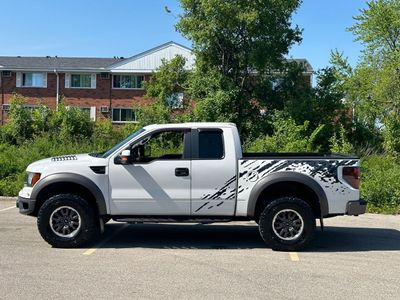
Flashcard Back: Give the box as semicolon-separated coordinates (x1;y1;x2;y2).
18;122;366;250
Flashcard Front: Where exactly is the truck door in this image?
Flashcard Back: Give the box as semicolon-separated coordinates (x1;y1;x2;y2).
191;128;238;216
108;129;191;215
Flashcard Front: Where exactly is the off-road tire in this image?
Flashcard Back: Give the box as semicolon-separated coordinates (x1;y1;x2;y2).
37;194;99;248
258;196;316;251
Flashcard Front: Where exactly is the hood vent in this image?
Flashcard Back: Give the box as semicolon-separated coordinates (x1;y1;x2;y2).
51;155;78;162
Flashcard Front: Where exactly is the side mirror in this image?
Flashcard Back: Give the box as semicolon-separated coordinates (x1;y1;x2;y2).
119;150;131;165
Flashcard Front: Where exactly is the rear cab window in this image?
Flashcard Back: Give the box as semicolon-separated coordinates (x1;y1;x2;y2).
197;129;224;159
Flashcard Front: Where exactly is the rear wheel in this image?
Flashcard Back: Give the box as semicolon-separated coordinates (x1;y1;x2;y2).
258;196;316;251
37;194;100;248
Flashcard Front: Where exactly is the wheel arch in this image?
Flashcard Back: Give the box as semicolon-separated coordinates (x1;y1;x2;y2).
31;173;107;217
247;172;328;220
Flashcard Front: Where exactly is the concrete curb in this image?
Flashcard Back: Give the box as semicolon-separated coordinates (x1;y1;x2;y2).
0;196;17;201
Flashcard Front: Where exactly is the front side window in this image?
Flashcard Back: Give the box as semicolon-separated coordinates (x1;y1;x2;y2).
132;130;187;162
22;72;45;87
113;75;144;89
101;128;145;158
112;108;136;123
198;130;224;159
71;74;91;88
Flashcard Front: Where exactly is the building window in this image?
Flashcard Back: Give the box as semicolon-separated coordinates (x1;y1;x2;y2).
112;108;137;123
112;75;144;89
79;106;96;121
2;71;12;77
65;73;96;89
16;72;47;88
24;105;38;111
1;104;38;112
80;107;91;115
71;74;91;88
166;93;184;109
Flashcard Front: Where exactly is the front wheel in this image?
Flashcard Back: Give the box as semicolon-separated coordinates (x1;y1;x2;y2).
258;196;316;251
37;194;100;248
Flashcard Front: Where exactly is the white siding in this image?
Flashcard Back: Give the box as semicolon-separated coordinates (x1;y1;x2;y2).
109;43;194;73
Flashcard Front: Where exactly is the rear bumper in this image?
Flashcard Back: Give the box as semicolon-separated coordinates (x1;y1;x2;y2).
17;196;36;215
346;199;367;216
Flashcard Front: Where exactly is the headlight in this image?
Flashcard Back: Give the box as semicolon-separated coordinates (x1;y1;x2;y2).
25;172;41;187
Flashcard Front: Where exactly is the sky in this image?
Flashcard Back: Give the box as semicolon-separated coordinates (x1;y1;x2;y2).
0;0;368;72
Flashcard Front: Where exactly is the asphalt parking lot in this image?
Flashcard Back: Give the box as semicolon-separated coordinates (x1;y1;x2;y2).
1;198;399;299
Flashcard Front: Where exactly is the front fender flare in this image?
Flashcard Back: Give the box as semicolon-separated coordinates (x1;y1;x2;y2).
31;173;107;215
247;172;329;217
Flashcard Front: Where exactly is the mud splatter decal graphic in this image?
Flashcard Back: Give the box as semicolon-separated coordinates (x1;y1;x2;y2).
238;159;358;196
194;158;358;213
201;175;237;200
194;175;237;212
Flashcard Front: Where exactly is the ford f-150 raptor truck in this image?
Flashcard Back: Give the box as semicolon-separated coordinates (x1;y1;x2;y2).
17;123;366;251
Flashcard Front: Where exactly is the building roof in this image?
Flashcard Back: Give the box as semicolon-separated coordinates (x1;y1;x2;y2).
287;59;313;73
0;56;122;71
0;41;313;73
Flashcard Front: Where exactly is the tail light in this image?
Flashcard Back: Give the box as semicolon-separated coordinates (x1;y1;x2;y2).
342;166;360;189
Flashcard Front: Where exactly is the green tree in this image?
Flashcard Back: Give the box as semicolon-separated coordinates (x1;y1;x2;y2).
345;0;400;155
3;94;34;143
143;55;190;107
141;55;192;126
348;0;400;61
175;0;302;137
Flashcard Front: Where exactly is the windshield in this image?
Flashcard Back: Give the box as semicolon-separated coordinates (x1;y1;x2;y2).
101;128;145;158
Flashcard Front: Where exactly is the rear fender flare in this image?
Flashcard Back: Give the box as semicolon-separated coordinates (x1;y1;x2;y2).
246;172;329;217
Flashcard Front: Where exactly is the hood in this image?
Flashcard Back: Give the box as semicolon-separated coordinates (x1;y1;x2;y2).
26;153;95;173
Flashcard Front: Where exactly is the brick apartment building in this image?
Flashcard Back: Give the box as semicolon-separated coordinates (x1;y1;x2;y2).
0;41;313;125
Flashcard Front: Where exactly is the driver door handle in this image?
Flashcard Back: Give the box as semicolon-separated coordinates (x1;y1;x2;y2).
175;168;189;177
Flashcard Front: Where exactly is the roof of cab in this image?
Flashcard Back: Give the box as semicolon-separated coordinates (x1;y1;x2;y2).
144;122;237;130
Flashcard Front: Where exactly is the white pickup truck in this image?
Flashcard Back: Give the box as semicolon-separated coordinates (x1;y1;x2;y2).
18;123;366;251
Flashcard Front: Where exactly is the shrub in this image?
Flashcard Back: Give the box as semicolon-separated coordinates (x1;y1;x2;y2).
361;155;400;214
3;94;34;143
92;120;121;150
244;112;324;152
329;124;353;154
382;115;400;159
32;105;54;134
0;135;112;196
53;104;94;140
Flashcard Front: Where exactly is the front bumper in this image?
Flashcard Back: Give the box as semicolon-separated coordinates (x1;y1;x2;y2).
16;196;36;215
346;199;367;216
